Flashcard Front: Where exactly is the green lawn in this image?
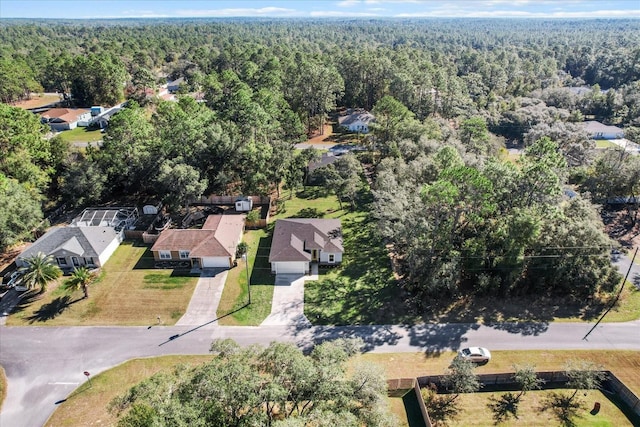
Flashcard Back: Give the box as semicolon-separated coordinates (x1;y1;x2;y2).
595;139;618;148
56;126;103;143
7;241;199;326
286;186;417;325
450;389;632;426
217;228;274;326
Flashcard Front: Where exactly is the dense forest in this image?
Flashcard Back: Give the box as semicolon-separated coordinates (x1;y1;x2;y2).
1;18;639;301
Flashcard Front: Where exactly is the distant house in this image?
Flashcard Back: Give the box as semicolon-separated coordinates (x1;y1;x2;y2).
338;109;375;133
16;226;122;271
269;219;343;275
167;77;185;94
41;108;92;131
151;214;245;269
306;152;339;185
581;121;624;140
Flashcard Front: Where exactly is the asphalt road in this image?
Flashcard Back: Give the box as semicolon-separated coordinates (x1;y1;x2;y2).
1;250;638;426
2;320;640;427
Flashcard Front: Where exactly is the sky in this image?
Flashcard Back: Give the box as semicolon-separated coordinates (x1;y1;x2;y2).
1;0;639;19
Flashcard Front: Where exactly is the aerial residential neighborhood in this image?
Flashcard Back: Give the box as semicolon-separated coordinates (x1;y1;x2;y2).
1;1;640;426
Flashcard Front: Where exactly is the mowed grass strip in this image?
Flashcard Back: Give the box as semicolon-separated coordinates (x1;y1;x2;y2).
57;126;104;144
45;355;212;427
45;350;640;427
216;229;274;326
7;242;199;326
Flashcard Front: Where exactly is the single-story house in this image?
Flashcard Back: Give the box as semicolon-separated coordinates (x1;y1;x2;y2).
338;109;375;133
41;108;92;131
151;214;245;269
581;121;624;140
167;77;185;94
269;219;343;275
306;152;339;185
16;226;122;271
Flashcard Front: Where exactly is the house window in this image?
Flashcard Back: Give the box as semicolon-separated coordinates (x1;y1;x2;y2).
328;254;335;263
179;250;190;260
56;257;67;266
159;251;172;260
85;257;95;266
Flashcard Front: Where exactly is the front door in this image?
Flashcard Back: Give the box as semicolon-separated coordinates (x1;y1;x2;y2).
312;250;318;261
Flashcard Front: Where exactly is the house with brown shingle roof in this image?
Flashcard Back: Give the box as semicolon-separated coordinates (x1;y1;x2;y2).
269;219;343;275
41;108;91;131
151;214;245;269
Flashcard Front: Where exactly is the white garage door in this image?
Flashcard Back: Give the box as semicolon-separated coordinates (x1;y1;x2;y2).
274;262;307;274
201;257;230;268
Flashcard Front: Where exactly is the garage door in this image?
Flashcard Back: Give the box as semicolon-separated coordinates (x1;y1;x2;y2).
201;257;230;268
274;262;307;274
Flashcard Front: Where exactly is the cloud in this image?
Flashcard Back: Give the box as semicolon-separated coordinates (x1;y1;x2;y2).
337;0;359;7
311;10;381;17
394;8;640;18
175;7;300;17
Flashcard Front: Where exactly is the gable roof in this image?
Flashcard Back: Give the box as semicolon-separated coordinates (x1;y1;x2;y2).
338;109;375;126
269;219;343;263
41;108;90;124
308;152;339;174
581;121;624;135
151;214;245;258
18;226;119;260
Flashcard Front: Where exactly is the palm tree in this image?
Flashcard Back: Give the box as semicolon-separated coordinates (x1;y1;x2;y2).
20;252;62;293
65;267;95;299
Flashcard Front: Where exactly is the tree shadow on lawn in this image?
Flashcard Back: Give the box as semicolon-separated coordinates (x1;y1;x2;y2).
433;292;610;325
24;294;84;323
305;213;417;326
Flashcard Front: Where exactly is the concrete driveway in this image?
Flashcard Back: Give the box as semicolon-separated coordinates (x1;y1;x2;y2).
175;269;228;326
261;265;318;327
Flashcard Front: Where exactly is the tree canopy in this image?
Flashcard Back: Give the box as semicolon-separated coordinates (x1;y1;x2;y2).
109;338;396;427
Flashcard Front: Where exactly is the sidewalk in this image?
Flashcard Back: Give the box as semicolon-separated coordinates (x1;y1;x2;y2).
174;269;228;326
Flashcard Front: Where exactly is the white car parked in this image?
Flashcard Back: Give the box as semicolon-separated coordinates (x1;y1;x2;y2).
457;347;492;363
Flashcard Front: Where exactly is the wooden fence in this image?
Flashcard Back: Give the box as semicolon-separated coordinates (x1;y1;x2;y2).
190;195;271;206
406;370;639;424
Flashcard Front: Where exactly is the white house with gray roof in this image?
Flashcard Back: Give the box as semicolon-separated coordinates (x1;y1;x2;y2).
581;121;624;140
16;226;122;271
269;219;343;275
338;109;375;133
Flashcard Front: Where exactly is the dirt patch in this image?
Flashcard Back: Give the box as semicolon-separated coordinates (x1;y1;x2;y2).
303;124;335;145
602;208;640;251
11;93;61;109
0;244;28;274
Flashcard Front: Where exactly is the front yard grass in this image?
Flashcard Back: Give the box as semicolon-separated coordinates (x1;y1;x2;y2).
451;389;631;426
595;139;617;148
216;229;274;326
45;350;640;427
7;241;199;326
56;126;103;144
